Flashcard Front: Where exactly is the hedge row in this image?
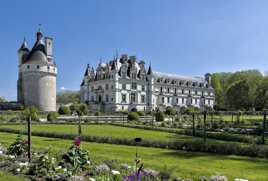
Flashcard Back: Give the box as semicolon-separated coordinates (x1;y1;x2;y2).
0;127;267;159
110;123;262;144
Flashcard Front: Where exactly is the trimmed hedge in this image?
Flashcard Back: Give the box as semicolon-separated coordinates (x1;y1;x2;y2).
0;127;267;159
111;123;262;144
127;112;139;121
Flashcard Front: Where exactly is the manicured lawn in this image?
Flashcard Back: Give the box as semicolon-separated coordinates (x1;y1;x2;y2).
0;132;268;180
0;124;250;145
0;171;28;181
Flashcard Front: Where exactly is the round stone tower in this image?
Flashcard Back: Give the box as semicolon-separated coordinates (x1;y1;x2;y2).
17;29;57;112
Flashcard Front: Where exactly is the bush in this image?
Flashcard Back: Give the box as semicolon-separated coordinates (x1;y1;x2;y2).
58;106;71;115
79;103;88;116
47;112;59;121
127;112;139;121
94;112;101;116
7;134;28;157
137;111;145;116
155;112;165;122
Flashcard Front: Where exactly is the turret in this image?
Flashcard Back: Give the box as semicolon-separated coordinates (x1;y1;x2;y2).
18;38;29;65
205;73;212;85
45;37;53;62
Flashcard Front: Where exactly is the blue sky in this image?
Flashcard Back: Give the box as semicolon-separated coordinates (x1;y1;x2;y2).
1;0;268;100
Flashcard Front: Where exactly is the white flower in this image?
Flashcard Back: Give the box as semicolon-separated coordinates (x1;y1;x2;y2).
16;168;21;172
9;155;15;159
63;168;67;172
19;162;28;167
111;170;120;175
55;166;62;170
0;150;3;154
87;160;91;164
89;178;96;181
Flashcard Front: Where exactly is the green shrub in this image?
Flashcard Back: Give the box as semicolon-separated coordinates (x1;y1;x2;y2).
155;112;165;122
137;111;145;116
47;112;59;121
127;112;139;121
79;103;88;116
58;106;71;115
94;112;101;116
7;134;28;157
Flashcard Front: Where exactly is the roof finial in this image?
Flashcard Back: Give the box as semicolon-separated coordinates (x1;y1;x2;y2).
116;49;119;59
38;24;42;32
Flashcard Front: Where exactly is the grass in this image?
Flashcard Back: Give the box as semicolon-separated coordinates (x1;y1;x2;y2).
0;124;254;146
0;171;28;181
0;132;268;180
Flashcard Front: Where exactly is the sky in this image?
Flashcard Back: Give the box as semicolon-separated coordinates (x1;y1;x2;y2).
1;0;268;101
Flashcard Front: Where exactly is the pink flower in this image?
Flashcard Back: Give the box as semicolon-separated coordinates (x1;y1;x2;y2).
73;137;81;147
22;140;29;145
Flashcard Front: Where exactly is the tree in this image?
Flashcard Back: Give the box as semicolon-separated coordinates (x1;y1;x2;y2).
211;74;224;110
0;96;6;103
23;106;39;121
255;76;268;110
57;90;80;104
226;80;250;110
58;106;71;115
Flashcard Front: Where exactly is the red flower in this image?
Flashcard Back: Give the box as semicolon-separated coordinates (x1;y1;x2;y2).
73;137;81;147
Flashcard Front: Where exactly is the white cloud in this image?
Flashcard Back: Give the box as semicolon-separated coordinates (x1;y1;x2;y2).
60;86;66;90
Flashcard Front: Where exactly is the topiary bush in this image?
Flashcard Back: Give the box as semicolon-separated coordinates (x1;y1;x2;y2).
137;111;145;116
58;106;71;115
47;112;59;122
128;112;139;121
155;111;165;122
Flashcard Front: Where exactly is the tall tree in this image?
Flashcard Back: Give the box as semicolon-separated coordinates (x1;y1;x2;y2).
0;96;6;103
226;80;250;110
255;76;268;110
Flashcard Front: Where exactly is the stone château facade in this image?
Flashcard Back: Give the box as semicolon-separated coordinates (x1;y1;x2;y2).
17;29;57;112
80;54;214;112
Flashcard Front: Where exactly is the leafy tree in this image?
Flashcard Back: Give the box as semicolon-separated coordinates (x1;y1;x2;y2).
23;106;39;121
57;90;80;104
0;96;6;103
255;76;268;110
211;74;225;110
226;80;250;110
58;106;71;115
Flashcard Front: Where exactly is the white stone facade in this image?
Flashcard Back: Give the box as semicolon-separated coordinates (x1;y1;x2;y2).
17;30;57;112
80;54;214;112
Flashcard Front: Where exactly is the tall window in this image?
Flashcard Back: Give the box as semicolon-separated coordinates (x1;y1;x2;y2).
131;82;137;90
167;88;170;93
106;94;109;102
122;84;126;90
122;94;126;103
130;93;136;103
105;84;109;90
167;97;170;103
141;95;145;103
162;97;165;103
182;98;184;104
160;87;163;93
142;85;145;91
